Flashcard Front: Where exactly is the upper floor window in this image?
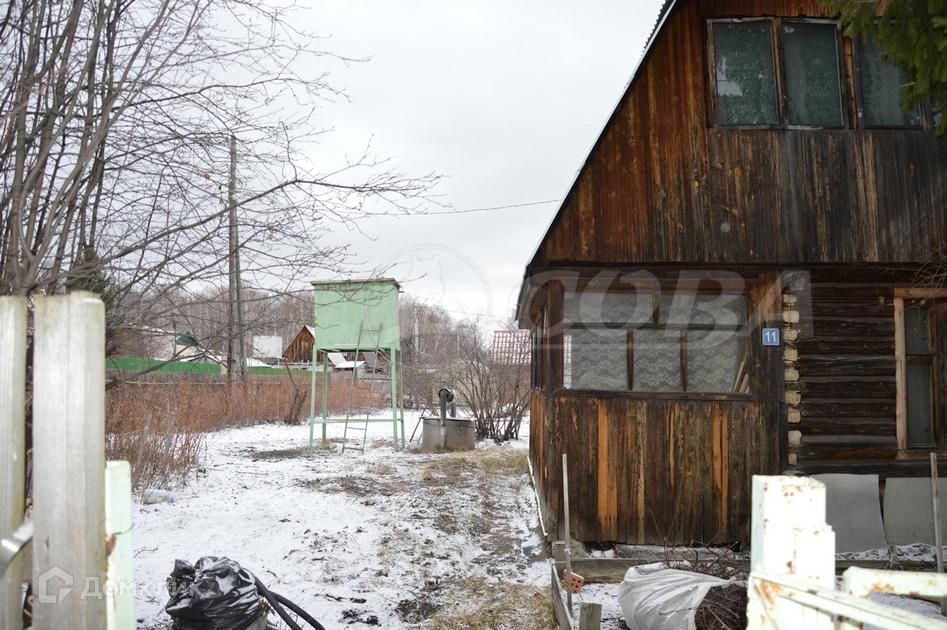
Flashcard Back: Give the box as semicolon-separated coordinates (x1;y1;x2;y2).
855;38;921;128
712;21;778;126
782;23;845;127
709;18;934;131
710;19;844;128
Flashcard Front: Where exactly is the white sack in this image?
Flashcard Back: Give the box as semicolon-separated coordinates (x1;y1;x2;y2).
618;567;742;630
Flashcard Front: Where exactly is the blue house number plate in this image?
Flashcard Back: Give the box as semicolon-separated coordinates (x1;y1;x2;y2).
762;327;781;347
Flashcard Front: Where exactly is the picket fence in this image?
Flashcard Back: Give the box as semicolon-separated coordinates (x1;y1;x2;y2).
748;475;947;629
1;293;134;629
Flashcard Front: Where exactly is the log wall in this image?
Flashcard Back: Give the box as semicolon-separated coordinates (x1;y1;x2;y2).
792;284;899;471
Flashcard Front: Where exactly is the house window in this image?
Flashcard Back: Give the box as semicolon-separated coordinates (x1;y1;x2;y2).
903;301;937;448
712;22;778;126
895;296;946;452
710;19;844;128
561;290;750;394
781;22;844;127
855;38;922;128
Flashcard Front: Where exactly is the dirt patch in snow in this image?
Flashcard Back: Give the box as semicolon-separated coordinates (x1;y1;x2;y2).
133;418;550;629
246;445;313;460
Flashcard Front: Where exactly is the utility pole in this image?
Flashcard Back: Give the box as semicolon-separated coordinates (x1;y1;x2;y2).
413;305;420;357
227;134;245;380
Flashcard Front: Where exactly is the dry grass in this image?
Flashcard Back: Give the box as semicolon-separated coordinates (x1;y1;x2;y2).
426;577;555;629
105;374;386;489
417;449;529;480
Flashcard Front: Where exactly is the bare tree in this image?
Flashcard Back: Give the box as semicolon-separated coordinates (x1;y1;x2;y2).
399;296;471;411
452;323;530;443
0;0;437;337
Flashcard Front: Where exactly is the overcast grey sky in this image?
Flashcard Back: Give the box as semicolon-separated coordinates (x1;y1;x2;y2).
302;0;662;326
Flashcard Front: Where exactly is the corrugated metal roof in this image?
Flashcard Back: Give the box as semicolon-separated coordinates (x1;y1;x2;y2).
649;0;676;42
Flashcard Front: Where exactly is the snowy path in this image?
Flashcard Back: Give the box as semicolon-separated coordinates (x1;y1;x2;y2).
133;415;551;628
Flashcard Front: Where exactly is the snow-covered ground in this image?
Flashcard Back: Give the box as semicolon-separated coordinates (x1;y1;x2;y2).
133;413;551;629
132;413;947;629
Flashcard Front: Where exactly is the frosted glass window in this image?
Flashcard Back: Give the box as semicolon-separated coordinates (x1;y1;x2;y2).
906;362;935;447
782;23;843;127
857;39;921;128
633;330;681;392
713;22;778;126
563;290;654;325
687;331;747;392
564;329;628;391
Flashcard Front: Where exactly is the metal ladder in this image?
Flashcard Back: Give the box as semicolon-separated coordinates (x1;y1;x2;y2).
341;323;383;454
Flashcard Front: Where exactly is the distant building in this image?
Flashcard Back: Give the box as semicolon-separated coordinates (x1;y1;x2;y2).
491;329;530;365
282;325;323;365
251;335;283;362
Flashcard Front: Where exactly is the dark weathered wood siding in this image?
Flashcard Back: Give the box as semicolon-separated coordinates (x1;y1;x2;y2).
529;272;784;544
794;283;898;469
531;393;781;544
532;1;947;268
522;0;947;544
789;276;946;476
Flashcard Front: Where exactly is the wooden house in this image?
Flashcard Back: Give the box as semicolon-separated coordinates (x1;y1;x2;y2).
282;325;324;365
516;0;947;545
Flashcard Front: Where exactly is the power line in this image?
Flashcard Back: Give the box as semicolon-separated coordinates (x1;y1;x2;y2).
403;198;561;217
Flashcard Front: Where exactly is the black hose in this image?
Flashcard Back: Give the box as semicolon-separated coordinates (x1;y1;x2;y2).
272;591;327;630
253;577;325;630
254;577;301;630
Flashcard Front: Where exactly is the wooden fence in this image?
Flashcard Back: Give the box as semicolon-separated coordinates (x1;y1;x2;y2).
1;293;134;629
748;475;947;629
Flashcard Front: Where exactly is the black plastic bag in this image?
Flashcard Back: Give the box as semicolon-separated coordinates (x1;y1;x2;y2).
165;556;266;630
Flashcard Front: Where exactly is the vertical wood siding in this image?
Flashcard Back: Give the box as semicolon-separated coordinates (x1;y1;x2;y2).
529;391;780;544
533;1;947;268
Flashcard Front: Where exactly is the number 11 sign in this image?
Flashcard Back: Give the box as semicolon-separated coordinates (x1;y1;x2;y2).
762;327;781;347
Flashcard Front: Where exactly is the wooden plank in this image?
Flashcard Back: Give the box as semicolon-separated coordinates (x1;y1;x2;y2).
801;379;896;399
596;401;616;539
32;293;107;629
0;297;27;630
579;603;602;630
801;418;896;437
556;556;942;583
894;297;907;452
550;562;572;630
797;339;894;355
105;461;135;630
808;317;895;339
796;445;899;460
562;453;573;611
801;400;896;418
931;454;946;616
796;356;894;378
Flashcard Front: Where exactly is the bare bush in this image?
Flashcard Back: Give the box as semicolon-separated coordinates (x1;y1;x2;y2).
453;327;530;443
105;374;386;488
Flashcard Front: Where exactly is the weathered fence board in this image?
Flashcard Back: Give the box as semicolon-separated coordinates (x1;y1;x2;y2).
1;297;27;630
105;461;135;630
32;292;107;628
748;475;947;629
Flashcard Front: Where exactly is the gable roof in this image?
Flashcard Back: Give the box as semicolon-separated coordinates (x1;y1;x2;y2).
521;0;680;275
515;0;681;323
